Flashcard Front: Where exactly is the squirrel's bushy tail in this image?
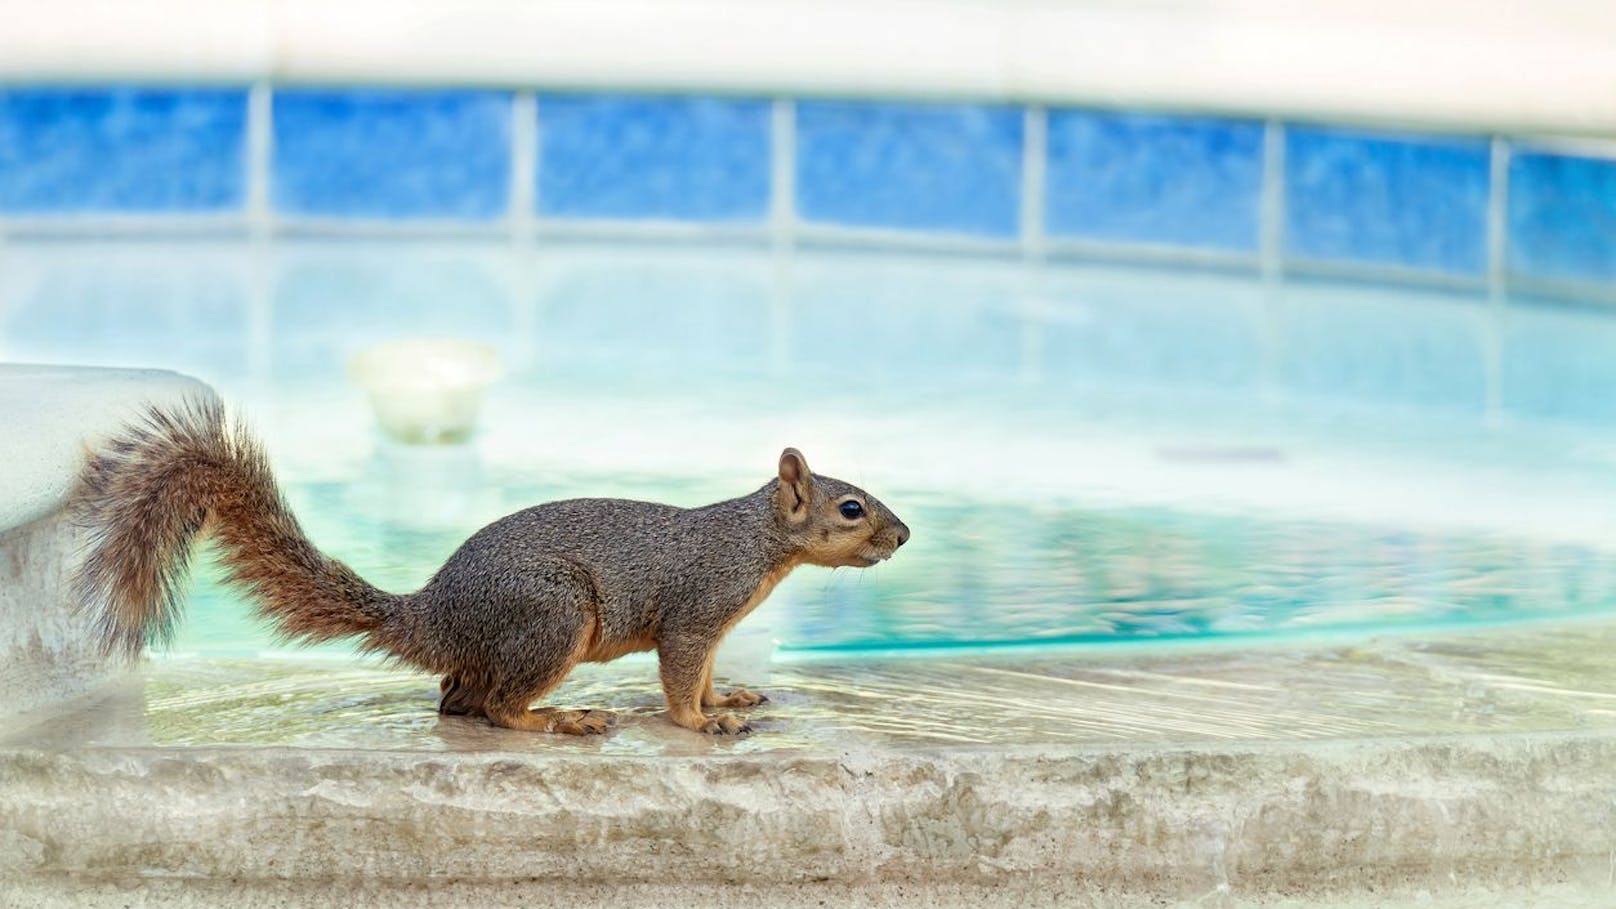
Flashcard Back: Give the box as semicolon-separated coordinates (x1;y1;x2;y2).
74;397;400;657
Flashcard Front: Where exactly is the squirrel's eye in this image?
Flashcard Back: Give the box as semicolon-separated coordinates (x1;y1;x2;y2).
839;501;865;520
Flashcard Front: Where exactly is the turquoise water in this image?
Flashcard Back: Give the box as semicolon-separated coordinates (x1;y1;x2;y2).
6;238;1616;655
173;464;1616;657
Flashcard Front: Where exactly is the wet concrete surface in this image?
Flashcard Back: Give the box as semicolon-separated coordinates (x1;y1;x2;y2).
4;621;1616;908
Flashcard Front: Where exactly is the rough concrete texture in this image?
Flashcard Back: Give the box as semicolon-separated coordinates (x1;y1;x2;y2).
3;621;1616;906
0;513;135;733
0;365;215;720
5;872;1616;909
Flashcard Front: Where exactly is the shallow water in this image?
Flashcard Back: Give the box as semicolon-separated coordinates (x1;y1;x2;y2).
170;466;1616;657
14;618;1616;754
7;238;1616;655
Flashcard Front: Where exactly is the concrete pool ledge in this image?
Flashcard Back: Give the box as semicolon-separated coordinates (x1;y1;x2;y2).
0;365;217;721
3;621;1616;907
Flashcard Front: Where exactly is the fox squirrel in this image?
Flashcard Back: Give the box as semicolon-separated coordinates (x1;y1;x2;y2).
72;399;910;735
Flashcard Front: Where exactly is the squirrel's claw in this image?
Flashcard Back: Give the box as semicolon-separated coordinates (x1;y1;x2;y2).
699;714;752;735
712;687;768;709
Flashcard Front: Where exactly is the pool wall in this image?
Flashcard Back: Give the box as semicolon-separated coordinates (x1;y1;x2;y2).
0;85;1614;305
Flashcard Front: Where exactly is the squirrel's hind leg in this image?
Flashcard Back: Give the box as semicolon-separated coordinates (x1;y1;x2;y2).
487;701;613;735
438;673;491;717
440;672;609;723
484;659;612;734
478;561;615;735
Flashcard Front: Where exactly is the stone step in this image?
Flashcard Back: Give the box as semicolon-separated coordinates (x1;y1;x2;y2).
4;622;1616;906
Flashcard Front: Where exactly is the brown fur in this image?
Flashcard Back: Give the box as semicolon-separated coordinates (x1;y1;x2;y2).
73;398;398;657
74;404;910;735
580;632;657;665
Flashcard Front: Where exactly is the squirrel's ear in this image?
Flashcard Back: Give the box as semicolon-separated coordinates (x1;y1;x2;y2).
777;448;813;521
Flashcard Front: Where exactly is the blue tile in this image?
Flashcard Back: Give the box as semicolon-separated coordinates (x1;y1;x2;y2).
537;95;770;221
1507;151;1616;285
0;87;246;214
1285;128;1491;275
796;102;1023;237
272;89;512;219
1045;111;1264;251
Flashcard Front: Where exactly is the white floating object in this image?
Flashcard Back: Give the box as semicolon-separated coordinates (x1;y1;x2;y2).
348;339;502;444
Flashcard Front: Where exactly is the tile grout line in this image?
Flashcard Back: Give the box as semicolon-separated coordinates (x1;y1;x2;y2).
510;92;539;245
1017;105;1048;385
1259;120;1286;279
1487;136;1511;289
244;81;274;392
245;81;273;237
507;91;541;372
770;98;797;244
768;97;797;376
1483;135;1511;429
1257;120;1287;403
1020;106;1047;262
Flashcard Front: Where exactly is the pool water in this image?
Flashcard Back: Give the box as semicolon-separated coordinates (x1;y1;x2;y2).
173;465;1616;658
6;238;1616;656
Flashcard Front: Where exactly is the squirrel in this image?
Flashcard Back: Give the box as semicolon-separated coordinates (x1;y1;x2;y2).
72;398;910;735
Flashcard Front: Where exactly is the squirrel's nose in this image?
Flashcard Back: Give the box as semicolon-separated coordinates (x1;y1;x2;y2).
895;524;911;547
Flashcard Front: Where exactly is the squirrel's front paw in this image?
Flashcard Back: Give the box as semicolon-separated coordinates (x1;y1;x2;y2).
698;713;752;735
711;687;769;709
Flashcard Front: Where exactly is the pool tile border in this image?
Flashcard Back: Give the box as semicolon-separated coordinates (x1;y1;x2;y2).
1;86;1615;302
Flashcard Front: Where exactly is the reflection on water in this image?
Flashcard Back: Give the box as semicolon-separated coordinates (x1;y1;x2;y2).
174;456;1616;656
10;240;1616;656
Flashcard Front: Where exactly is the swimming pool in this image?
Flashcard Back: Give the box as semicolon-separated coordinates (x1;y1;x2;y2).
6;237;1616;657
8;69;1616;907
